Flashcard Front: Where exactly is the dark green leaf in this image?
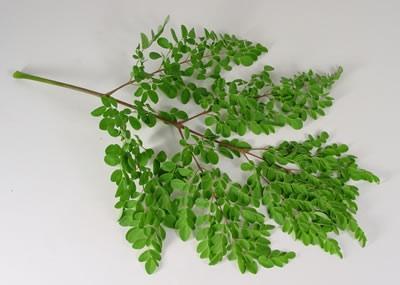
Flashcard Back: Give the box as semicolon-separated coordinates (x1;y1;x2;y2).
207;150;219;165
91;106;107;117
157;37;171;49
149;52;162;59
129;116;141;130
147;90;159;104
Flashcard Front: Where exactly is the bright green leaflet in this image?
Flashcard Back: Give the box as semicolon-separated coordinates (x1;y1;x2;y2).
13;16;379;274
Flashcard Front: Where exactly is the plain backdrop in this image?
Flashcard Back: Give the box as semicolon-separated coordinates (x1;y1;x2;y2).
1;0;399;284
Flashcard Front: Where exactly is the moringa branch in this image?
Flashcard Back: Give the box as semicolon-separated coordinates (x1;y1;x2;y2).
13;17;379;275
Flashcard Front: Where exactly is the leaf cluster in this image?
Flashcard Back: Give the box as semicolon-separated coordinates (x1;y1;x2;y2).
91;16;379;274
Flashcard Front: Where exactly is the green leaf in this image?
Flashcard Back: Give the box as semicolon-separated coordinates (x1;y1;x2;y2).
149;52;162;59
242;209;264;223
184;127;190;139
143;113;157;127
181;25;188;38
126;228;146;243
147;90;159;104
170;28;178;42
159;172;173;183
240;162;254;171
145;259;158;274
237;255;246;273
286;251;296;259
337;144;349;153
205;116;216;126
180;89;190;104
288;118;303;130
177;167;192;177
179;224;191;241
157;37;171;49
181;148;193;166
104;154;120;166
207;150;219;165
259;256;274;268
240;55;254;66
246;259;258;274
91;106;107;117
195;198;209;208
110;169;123;183
129;116;141;130
159;82;177;98
249;121;262;134
132;239;147;249
264;65;274;71
218;146;233;159
140;33;150;49
324;239;343;258
161;161;176;172
171;178;186;190
101;96;114;107
237;122;247;136
139;250;151;262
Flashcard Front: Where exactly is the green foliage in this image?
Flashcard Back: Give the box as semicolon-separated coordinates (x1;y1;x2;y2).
14;16;379;275
89;17;377;272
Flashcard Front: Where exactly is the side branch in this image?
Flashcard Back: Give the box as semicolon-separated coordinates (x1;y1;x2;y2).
104;54;213;96
106;80;135;96
180;109;211;123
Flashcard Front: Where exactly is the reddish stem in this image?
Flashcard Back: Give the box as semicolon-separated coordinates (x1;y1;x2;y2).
180;110;211;123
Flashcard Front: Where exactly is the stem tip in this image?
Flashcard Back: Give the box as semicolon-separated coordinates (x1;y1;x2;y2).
13;71;25;79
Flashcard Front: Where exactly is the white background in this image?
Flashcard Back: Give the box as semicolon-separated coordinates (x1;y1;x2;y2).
1;0;399;284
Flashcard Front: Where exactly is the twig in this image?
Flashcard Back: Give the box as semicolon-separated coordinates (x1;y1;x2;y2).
179;109;211;124
105;54;213;96
254;92;270;99
106;80;135;96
